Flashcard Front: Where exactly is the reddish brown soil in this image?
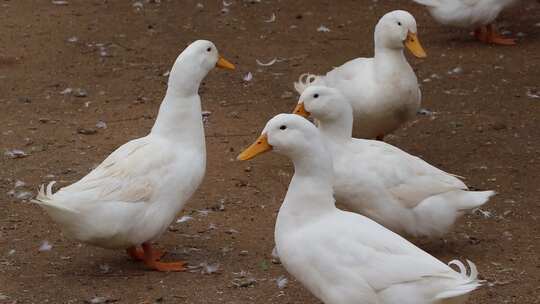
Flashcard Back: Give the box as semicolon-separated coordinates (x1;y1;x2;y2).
1;1;539;303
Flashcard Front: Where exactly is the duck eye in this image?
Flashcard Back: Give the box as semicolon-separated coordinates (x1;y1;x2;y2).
206;47;212;52
314;94;319;98
279;125;287;130
397;21;402;26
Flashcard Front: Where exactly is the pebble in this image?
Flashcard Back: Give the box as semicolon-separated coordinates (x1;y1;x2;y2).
17;97;31;103
77;127;97;135
74;88;88;97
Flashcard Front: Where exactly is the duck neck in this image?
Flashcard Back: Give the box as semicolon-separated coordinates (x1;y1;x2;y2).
150;83;205;149
318;114;353;144
373;45;411;80
280;145;336;219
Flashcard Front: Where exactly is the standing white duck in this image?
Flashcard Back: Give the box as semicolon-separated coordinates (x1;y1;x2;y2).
292;86;494;237
294;10;426;140
237;114;482;304
32;40;235;271
412;0;518;45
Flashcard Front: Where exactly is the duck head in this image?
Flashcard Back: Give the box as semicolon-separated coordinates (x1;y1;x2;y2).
168;40;235;92
237;114;320;161
375;10;427;58
293;86;350;121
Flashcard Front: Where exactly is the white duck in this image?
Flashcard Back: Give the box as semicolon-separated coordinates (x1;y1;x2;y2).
292;86;494;237
32;40;235;271
412;0;518;45
294;10;426;140
237;114;482;304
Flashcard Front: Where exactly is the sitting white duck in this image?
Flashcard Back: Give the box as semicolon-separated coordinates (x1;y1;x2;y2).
292;86;494;237
294;10;426;140
412;0;518;45
33;40;235;271
237;114;482;304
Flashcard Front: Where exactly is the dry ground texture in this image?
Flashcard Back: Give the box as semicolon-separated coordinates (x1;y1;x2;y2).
1;0;539;303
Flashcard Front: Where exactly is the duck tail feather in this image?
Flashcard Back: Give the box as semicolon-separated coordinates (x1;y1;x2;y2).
435;260;483;300
458;190;495;211
31;181;78;213
294;73;320;94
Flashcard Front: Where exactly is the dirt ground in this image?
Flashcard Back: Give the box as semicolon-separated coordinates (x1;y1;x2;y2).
1;0;539;303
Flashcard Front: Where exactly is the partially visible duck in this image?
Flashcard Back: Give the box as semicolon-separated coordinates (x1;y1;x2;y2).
295;10;426;140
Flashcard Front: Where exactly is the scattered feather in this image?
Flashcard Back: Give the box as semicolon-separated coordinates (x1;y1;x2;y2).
39;240;53;252
14;180;26;188
243;72;253;82
256;58;277;66
223;0;232;6
52;0;69;5
226;228;239;234
87;297;108;304
95;120;107;129
474;208;492;218
60;88;73;95
417;108;433;116
202;110;212;124
526;89;540;99
176;215;193;223
232;271;257;288
197;209;211;216
132;1;143;10
276;275;288;289
264;13;276;23
448;66;463;75
317;25;331;32
67;36;78;43
15;191;33;200
4;149;27;159
99;264;110;273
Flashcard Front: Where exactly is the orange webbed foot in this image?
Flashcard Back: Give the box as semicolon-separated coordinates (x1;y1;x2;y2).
140;242;187;272
144;260;188;272
476;24;517;46
126;246;165;261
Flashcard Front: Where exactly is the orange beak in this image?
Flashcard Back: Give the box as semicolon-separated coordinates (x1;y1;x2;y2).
237;134;272;161
216;55;236;70
293;102;310;118
405;31;427;58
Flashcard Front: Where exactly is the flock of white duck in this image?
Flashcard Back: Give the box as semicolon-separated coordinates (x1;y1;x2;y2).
33;7;519;304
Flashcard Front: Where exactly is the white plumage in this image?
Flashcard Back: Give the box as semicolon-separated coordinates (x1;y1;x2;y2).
294;86;494;237
294;10;426;139
413;0;517;28
238;114;483;304
33;40;235;271
412;0;518;44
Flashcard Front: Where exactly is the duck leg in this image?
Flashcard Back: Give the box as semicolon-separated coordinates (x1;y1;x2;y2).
126;245;164;261
473;25;488;43
485;23;516;45
141;242;187;272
